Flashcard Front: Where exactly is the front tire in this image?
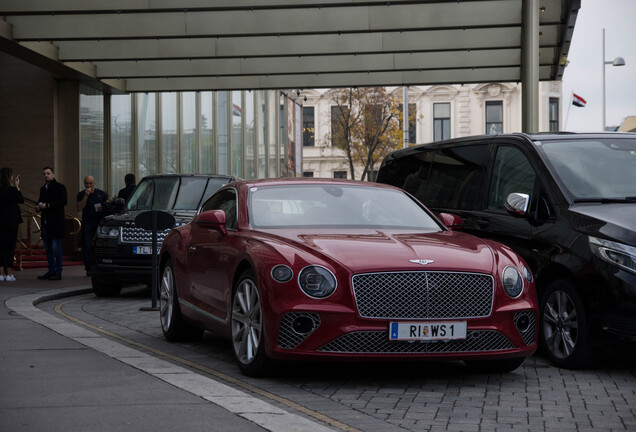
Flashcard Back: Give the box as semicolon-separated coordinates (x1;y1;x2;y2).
540;279;596;369
231;269;269;377
160;259;203;341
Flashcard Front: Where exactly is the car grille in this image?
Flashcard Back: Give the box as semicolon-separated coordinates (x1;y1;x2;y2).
121;226;172;244
277;312;321;349
317;330;514;354
352;271;494;319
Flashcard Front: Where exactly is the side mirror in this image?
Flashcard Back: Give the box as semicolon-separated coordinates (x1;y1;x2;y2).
505;193;530;216
112;198;125;213
438;212;465;230
194;210;227;233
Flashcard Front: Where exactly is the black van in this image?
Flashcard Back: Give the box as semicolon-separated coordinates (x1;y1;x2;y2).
377;132;636;369
92;174;236;297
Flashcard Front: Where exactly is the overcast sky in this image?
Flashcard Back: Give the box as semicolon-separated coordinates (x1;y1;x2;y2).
561;0;636;131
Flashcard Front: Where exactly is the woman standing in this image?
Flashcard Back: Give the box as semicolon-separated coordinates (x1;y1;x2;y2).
0;167;24;281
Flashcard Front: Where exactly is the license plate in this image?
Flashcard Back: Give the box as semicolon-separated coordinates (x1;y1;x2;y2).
389;321;467;341
133;246;152;255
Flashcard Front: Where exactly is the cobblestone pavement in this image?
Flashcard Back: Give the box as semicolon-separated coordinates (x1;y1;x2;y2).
41;286;636;432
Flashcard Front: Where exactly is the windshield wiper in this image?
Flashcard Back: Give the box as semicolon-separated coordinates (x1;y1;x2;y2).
574;197;636;203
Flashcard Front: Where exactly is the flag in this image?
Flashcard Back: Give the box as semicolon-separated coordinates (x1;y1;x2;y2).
572;93;586;107
232;103;242;117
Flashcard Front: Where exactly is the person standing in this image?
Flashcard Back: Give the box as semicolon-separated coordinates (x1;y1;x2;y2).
36;166;67;281
117;173;136;202
76;175;107;276
0;167;24;282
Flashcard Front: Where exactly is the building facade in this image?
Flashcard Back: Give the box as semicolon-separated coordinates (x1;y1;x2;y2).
301;82;562;180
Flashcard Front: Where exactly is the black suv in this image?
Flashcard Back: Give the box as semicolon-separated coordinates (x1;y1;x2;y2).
377;132;636;369
92;174;236;297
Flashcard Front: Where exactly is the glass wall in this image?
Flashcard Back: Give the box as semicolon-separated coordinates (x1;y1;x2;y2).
82;89;299;197
79;85;104;190
111;94;133;195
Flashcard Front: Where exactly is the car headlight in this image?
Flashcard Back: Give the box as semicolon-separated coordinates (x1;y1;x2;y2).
298;265;337;298
589;236;636;275
502;266;523;298
96;226;120;238
271;265;293;282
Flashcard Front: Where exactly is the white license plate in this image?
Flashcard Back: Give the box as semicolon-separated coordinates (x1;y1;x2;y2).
389;321;467;341
133;246;152;255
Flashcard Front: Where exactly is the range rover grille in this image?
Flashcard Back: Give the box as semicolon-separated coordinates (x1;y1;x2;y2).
121;226;172;244
352;271;494;319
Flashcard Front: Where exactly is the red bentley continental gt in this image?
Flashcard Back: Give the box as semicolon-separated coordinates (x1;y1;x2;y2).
159;178;538;376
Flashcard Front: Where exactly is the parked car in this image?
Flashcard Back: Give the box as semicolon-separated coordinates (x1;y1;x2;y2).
158;178;537;376
92;174;236;297
377;132;636;369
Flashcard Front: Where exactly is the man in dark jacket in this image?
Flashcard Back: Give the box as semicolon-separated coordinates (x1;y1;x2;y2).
117;173;136;202
36;166;67;280
77;175;107;276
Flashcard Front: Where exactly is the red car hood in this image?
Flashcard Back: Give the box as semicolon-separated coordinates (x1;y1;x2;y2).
268;228;496;274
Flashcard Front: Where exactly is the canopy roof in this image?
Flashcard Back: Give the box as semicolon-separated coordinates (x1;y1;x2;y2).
0;0;579;94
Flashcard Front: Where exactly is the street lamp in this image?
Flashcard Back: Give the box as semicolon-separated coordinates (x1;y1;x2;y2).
602;28;626;130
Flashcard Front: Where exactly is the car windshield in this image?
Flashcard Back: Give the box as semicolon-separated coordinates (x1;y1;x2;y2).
248;184;441;230
540;138;636;200
126;177;223;211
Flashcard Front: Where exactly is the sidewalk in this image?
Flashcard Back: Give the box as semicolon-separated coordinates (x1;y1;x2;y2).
0;266;333;432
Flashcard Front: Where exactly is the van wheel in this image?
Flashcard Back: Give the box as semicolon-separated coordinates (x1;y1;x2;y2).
91;274;123;297
540;279;596;369
160;259;203;341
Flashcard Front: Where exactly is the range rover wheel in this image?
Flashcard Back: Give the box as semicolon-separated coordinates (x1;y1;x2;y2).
231;269;270;377
91;273;123;297
540;279;596;369
160;259;203;341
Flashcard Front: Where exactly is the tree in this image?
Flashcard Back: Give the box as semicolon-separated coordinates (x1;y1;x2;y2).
328;87;410;181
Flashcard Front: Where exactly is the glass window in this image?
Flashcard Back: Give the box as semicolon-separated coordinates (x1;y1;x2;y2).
161;93;178;173
217;92;229;175
549;98;559;132
331;105;349;146
138;93;157;178
245;91;256;179
182;92;197;173
433;103;450;142
485;101;503;135
256;91;266;178
333;170;347;179
202;177;233;204
231;91;243;177
201;188;237;230
488;146;536;211
303;171;314;177
173;176;207;210
268;91;278;178
303;106;315;146
426;145;489;210
111;94;133;196
399;103;417;145
200;92;215;174
80;85;104;191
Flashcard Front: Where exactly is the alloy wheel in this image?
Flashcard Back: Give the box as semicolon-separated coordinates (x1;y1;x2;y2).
542;289;578;360
231;278;263;365
160;265;174;332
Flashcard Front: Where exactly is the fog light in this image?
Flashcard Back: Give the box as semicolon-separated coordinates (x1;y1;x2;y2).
515;314;530;332
292;316;315;334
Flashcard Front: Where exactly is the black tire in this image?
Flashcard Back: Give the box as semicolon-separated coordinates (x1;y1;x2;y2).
160;259;203;341
539;279;596;369
465;357;526;373
231;269;270;377
91;273;123;297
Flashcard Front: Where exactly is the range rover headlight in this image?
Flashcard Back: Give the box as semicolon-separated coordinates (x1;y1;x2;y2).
298;266;337;298
589;236;636;274
96;226;120;238
502;266;523;298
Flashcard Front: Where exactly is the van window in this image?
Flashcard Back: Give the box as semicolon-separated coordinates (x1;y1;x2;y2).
426;145;489;210
377;151;434;205
488;146;536;211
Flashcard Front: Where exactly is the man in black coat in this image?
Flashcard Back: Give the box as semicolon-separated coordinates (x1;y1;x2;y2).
36;166;67;280
117;173;136;202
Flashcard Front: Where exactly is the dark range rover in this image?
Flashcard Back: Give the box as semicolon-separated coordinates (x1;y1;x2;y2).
377;132;636;369
92;174;236;297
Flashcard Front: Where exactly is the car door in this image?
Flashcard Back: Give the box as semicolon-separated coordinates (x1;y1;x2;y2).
187;188;240;321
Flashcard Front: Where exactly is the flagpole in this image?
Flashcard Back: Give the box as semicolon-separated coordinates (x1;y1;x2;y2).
564;91;573;131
